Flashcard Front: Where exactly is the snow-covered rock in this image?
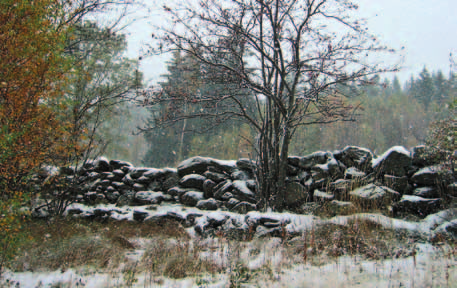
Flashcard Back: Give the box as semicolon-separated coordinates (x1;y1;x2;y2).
411;165;453;186
202;179;216;198
236;158;257;172
94;156;111;172
433;219;457;240
109;159;133;170
196;198;218;211
179;174;206;190
383;175;409;194
177;156;237;177
372;146;411;177
393;195;442;218
231;202;257;214
344;167;366;180
334;146;374;172
179;191;204;207
311;156;344;180
326;200;355;215
413;187;440;199
349;184;401;208
313;190;334;203
134;191;166;205
289;151;330;170
214;180;233;200
128;167;153;179
231;180;256;203
203;171;227;183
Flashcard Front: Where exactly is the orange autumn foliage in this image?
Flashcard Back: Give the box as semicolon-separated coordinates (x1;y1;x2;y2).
0;0;71;194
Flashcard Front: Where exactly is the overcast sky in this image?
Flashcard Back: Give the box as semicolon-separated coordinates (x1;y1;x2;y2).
124;0;457;86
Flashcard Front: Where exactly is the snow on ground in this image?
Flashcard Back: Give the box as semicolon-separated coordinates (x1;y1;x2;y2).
3;203;456;287
2;242;456;288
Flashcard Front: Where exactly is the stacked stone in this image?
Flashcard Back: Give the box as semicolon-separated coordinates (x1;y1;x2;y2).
35;144;456;218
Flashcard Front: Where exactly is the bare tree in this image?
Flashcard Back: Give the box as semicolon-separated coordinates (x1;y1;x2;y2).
143;0;398;210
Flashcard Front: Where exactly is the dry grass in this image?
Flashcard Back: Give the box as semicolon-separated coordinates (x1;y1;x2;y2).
283;218;416;266
4;208;456;288
2;214;456;288
138;238;223;279
6;218;189;272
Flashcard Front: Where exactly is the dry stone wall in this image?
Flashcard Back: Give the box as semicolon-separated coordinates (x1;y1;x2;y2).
33;145;456;219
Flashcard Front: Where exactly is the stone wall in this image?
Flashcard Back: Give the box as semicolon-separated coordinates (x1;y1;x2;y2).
33;145;456;218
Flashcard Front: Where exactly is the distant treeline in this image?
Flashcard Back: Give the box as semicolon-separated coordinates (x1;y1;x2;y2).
140;51;455;167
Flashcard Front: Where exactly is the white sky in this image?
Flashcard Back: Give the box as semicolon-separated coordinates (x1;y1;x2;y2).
122;0;457;86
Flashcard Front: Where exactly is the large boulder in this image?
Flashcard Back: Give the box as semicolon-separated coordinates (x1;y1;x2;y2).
231;170;251;181
433;219;457;241
167;187;193;198
288;151;331;170
349;184;401;208
133;210;150;222
121;174;135;186
202;179;217;199
194;212;230;236
221;192;234;201
236;158;257;172
328;179;352;201
226;198;241;209
132;183;145;191
303;178;327;192
232;180;256;203
147;180;162;191
196;198;219;211
179;174;206;190
213;180;233;200
203;171;228;183
87;171;102;181
410;165;453;186
413;187;440;198
334;146;373;172
284;181;310;206
344;167;366;180
111;169;125;181
313;190;334;203
98;179;112;188
105;191;121;203
161;168;180;191
37;165;59;178
255;226;283;238
129;168;153;179
231;202;257;214
135;175;152;185
116;191;135;207
180;191;204;207
142;168;163;179
134;191;166;205
383;175;409;194
177;156;237;177
372;146;412;177
315;157;344;180
392;195;442;218
111;181;128;192
94;156;111;172
59;166;76;176
109;159;133;170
